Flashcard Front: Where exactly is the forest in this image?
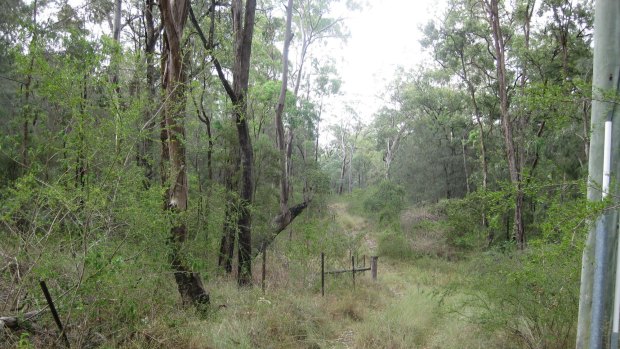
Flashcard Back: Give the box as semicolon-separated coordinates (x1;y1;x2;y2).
0;0;615;348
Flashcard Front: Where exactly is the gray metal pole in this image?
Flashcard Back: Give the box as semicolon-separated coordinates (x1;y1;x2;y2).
589;215;610;349
577;1;620;347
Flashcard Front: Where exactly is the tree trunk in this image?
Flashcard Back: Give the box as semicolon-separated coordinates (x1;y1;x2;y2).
582;99;591;163
190;0;257;285
21;0;38;175
137;0;159;187
293;43;308;97
348;144;354;193
485;0;524;249
193;81;214;182
275;0;294;221
230;0;257;287
265;0;312;247
384;126;406;180
113;0;121;42
159;0;209;306
338;153;347;195
461;134;470;195
270;0;310;241
111;0;123;154
217;152;239;273
255;201;309;256
459;55;491;241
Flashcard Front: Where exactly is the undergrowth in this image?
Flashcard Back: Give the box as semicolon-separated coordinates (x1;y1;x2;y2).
1;181;589;349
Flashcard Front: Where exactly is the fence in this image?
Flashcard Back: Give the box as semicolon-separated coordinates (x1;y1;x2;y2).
320;252;378;297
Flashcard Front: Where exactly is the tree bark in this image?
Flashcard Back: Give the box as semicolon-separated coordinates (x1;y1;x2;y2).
485;0;525;249
384;125;406;180
159;0;209;306
218;154;239;273
275;0;294;222
338;152;347;195
255;201;309;256
137;0;160;187
269;0;310;241
20;0;38;174
348;143;354;193
113;0;122;42
189;0;257;285
193;80;214;182
230;0;257;286
461;134;470;195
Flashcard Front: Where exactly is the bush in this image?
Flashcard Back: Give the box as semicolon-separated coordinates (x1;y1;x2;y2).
457;243;581;349
442;183;596;349
362;181;405;223
378;228;416;260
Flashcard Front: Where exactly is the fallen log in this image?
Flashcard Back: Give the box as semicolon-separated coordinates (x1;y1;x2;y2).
253;201;309;257
0;310;43;331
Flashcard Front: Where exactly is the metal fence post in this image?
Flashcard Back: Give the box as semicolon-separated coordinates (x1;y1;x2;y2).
321;252;325;297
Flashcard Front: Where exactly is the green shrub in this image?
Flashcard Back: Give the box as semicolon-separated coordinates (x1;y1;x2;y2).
378;229;416;260
362;181;405;223
457;244;581;349
442;184;596;349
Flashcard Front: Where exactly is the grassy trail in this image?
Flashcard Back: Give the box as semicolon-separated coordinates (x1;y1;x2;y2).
94;199;511;349
327;201;506;349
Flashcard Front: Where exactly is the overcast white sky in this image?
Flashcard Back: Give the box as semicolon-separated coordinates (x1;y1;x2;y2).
322;0;447;128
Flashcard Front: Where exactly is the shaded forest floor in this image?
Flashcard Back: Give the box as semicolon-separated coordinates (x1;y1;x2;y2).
1;198;514;348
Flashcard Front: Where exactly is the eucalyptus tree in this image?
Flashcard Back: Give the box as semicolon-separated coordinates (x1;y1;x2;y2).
481;0;527;249
373;74;418;181
269;0;310;242
535;0;594;163
309;59;341;160
286;0;347;197
19;0;39;175
421;0;495;196
290;0;348;97
210;0;258;286
385;72;471;202
137;0;162;186
159;0;209;305
244;0;344;250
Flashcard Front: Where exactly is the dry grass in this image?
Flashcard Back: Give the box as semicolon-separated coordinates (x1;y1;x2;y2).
399;207;458;260
1;199;512;349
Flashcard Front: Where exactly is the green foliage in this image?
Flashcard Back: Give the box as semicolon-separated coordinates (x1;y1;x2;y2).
440;179;599;349
17;333;33;349
0;0;601;347
361;181;405;223
436;190;507;249
456;243;582;349
436;197;483;249
378;228;416;261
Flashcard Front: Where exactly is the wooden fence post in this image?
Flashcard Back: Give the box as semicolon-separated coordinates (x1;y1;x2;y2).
371;256;378;281
321;252;325;297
